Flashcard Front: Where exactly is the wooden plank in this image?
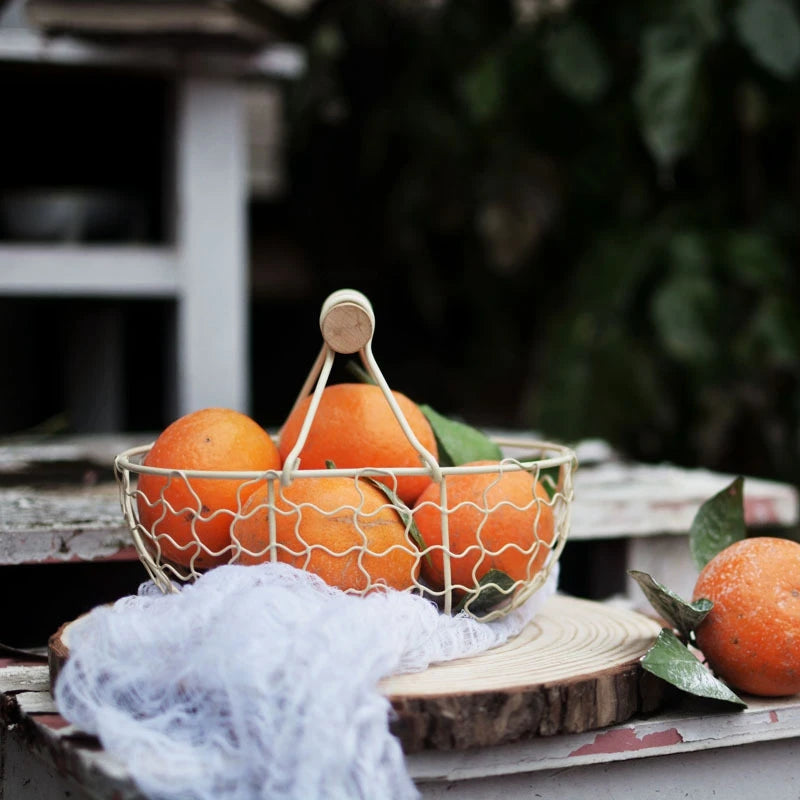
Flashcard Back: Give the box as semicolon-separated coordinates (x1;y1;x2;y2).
0;28;306;77
2;726;96;800
15;690;59;714
0;245;179;298
0;436;146;565
7;662;799;800
415;737;800;800
571;462;798;541
1;696;144;800
25;1;276;41
406;694;800;783
1;435;797;568
0;664;50;693
0;434;148;472
0;484;132;564
174;76;250;416
3;647;800;800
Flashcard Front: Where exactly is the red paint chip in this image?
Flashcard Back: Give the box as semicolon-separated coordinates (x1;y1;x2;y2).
570;726;683;757
35;714;72;730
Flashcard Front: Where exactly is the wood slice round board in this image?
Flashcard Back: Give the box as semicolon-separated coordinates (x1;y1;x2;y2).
380;594;666;752
48;594;665;754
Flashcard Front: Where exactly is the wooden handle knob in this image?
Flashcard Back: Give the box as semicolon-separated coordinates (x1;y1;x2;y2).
319;289;375;354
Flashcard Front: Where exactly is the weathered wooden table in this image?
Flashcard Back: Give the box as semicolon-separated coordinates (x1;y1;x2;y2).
2;433;795;588
1;434;799;798
4;655;800;800
0;435;152;652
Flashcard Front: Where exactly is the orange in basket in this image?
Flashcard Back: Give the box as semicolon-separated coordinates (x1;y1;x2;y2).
233;474;420;593
136;407;281;568
413;461;555;594
278;383;438;506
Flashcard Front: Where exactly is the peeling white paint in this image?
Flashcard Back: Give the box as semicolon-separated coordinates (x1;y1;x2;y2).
571;462;798;540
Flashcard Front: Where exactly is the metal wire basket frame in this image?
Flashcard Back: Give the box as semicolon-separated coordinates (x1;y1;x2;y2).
114;289;578;621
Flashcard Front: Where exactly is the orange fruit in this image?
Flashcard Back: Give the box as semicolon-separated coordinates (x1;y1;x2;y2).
137;407;281;569
232;475;420;593
692;536;800;697
412;460;555;594
278;383;438;505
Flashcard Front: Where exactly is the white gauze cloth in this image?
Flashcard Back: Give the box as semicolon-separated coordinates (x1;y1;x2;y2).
55;562;558;800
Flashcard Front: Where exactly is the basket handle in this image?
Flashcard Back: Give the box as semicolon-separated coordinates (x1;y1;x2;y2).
319;288;376;354
281;289;442;486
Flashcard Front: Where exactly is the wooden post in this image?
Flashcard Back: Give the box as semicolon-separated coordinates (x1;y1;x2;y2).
173;75;249;417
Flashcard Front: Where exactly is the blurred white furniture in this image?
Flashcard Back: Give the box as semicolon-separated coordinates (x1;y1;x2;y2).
569;457;799;608
0;0;303;429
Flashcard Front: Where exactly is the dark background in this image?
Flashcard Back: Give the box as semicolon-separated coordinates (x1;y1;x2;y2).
3;0;800;491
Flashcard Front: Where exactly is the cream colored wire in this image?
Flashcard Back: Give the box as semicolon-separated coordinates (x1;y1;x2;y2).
112;288;579;620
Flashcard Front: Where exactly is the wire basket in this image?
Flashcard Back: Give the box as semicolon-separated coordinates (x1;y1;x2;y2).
115;289;578;621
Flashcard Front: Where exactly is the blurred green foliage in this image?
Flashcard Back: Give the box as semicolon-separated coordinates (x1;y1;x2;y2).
281;0;800;484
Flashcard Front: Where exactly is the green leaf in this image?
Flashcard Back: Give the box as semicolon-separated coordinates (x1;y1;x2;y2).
365;477;431;567
634;24;702;168
537;465;561;499
454;568;516;617
544;21;610;103
734;0;800;79
628;570;713;641
642;629;747;706
668;230;712;276
682;0;722;43
345;360;376;385
460;52;503;122
724;231;786;289
745;296;800;368
419;404;502;467
651;272;717;365
689;476;747;570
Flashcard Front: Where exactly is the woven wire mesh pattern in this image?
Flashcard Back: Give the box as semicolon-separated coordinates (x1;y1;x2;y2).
115;438;576;622
114;289;577;621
